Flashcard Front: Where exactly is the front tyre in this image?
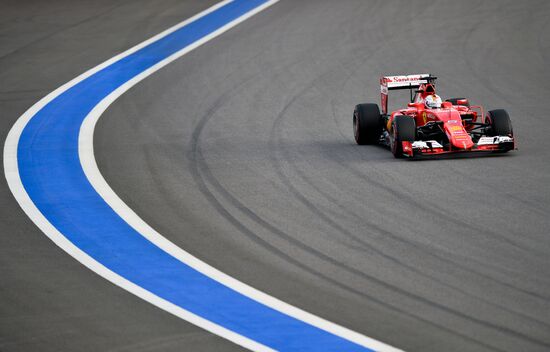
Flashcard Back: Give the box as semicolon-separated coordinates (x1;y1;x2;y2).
391;115;416;158
487;109;513;136
353;103;381;145
487;109;514;153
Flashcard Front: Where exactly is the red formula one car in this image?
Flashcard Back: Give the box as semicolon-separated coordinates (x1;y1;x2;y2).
353;74;516;158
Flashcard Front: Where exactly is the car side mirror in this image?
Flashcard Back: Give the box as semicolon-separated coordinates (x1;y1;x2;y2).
408;102;424;108
442;102;452;108
457;99;469;106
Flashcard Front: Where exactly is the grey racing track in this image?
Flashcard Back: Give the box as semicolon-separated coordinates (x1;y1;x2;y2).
2;1;550;352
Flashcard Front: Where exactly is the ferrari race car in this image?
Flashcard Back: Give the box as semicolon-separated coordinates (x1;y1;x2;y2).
353;74;516;158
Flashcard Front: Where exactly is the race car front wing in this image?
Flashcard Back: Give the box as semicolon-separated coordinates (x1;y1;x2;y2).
402;136;515;157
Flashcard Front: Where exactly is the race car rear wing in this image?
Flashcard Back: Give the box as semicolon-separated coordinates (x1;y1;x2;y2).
380;74;436;114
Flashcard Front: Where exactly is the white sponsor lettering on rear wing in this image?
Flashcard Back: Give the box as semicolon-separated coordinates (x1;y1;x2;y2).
381;74;430;89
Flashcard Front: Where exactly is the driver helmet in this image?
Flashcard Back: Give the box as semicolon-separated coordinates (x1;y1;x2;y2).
425;94;442;109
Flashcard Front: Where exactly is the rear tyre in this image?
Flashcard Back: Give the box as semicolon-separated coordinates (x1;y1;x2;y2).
487;109;513;136
446;97;470;108
353;103;382;145
391;115;416;158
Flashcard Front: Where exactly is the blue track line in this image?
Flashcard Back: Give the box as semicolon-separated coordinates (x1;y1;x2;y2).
16;1;373;350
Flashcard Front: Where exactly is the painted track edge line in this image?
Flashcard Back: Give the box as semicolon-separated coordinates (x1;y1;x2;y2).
5;0;402;351
79;14;403;352
83;2;403;348
3;1;277;351
2;151;274;352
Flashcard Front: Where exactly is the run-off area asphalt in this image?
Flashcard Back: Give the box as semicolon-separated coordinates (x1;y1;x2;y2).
2;1;550;352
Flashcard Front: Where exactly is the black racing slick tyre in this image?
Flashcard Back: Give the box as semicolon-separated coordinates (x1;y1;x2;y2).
353;103;382;145
487;109;513;136
391;115;416;158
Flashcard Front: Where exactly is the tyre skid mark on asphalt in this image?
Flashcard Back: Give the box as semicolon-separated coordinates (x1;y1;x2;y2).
188;65;548;351
327;75;550;304
4;0;403;351
258;3;550;343
189;89;502;352
275;59;550;345
273;102;550;329
338;34;550;269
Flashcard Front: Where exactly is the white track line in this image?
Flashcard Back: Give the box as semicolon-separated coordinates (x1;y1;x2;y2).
5;0;402;351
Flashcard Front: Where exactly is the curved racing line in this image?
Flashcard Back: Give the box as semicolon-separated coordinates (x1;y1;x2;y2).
3;1;402;351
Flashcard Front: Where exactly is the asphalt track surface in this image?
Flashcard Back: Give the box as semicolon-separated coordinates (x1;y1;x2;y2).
2;1;550;352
